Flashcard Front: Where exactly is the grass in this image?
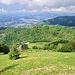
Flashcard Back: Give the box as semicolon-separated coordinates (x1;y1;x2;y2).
28;42;50;49
0;50;75;75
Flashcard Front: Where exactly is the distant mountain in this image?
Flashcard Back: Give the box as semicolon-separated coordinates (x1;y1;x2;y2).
0;12;57;27
43;16;75;26
1;12;75;27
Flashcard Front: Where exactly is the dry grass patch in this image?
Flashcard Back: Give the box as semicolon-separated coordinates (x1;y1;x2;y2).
21;62;75;75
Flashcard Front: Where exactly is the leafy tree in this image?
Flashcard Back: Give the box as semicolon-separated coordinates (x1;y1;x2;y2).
0;44;10;54
9;44;20;60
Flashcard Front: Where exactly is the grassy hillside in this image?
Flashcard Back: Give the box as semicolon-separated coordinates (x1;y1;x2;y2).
0;51;75;75
0;25;75;75
0;25;75;47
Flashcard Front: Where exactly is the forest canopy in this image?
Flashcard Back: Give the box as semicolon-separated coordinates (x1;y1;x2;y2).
0;25;75;47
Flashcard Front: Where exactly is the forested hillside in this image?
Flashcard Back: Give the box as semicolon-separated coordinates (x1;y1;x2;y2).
0;25;75;46
43;16;75;26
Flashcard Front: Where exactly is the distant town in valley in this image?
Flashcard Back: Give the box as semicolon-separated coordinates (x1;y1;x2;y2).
0;12;75;28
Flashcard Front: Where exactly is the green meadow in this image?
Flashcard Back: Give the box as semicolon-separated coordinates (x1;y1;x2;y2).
0;50;75;75
0;25;75;75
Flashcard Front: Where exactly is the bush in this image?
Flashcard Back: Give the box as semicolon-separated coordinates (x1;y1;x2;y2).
9;49;20;60
57;43;62;50
0;44;10;54
51;40;69;45
70;41;75;49
43;46;48;50
42;44;49;50
43;40;69;51
58;44;73;52
43;43;57;50
49;44;57;50
9;44;20;60
32;45;38;49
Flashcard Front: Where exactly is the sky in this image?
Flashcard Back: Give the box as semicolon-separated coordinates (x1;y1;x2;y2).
0;0;75;13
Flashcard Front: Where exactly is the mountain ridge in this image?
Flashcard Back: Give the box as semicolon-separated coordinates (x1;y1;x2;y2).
43;16;75;26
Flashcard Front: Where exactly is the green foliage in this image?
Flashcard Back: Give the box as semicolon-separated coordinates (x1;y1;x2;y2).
49;44;57;50
0;25;75;47
0;44;10;54
43;39;68;50
58;44;73;52
70;40;75;49
32;45;38;49
44;16;75;26
43;43;55;50
43;40;74;52
43;44;48;50
51;40;69;45
9;44;20;60
56;43;62;50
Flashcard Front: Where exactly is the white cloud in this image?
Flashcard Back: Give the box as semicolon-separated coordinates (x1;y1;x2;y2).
0;0;30;5
0;0;75;12
0;0;15;5
51;7;67;12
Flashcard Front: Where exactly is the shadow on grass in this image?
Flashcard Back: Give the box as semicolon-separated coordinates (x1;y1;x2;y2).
0;64;18;73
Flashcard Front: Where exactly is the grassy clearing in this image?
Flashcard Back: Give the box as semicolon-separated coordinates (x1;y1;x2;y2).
0;51;75;75
28;42;50;49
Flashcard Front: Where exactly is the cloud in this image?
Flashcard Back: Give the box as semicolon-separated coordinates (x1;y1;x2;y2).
0;0;75;12
0;0;30;5
51;7;67;12
0;0;15;5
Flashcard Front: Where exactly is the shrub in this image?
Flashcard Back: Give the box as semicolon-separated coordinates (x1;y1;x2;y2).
57;43;62;50
43;40;69;50
32;45;38;49
43;46;48;50
0;44;10;54
58;44;73;52
9;44;20;60
70;41;75;49
51;40;69;45
49;44;57;50
43;43;57;50
9;49;20;60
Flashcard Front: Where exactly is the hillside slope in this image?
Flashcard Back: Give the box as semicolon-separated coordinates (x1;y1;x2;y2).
0;25;75;46
43;16;75;26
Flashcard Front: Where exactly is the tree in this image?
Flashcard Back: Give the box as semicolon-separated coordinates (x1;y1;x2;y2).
9;44;20;60
0;44;10;54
